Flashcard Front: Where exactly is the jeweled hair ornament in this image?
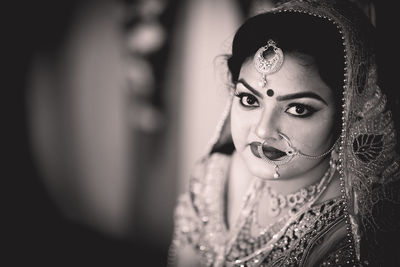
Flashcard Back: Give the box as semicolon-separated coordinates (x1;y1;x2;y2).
258;132;337;179
253;39;284;88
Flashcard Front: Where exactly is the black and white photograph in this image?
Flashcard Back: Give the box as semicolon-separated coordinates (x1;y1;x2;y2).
5;0;400;266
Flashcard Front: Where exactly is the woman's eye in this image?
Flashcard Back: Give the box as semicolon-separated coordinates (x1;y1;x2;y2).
235;93;259;107
285;104;316;117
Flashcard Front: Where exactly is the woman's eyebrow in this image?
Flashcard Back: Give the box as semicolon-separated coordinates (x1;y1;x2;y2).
236;79;263;98
276;92;328;105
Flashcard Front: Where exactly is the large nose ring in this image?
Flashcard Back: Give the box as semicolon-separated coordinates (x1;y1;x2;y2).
257;140;294;179
278;132;338;159
278;132;298;156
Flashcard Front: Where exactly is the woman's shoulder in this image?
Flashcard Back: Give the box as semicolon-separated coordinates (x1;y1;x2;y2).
281;198;354;266
316;175;400;266
191;152;232;178
171;153;232;253
188;152;232;197
189;152;231;200
357;175;400;266
316;235;357;266
173;152;232;223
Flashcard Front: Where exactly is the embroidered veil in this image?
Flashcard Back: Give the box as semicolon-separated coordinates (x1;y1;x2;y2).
169;0;400;266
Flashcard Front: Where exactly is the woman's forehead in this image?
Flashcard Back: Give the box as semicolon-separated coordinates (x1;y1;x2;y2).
238;56;332;98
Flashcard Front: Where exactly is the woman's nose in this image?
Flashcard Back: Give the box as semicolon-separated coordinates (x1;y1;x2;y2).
255;108;280;140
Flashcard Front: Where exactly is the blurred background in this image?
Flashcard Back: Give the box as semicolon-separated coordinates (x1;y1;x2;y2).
4;0;397;266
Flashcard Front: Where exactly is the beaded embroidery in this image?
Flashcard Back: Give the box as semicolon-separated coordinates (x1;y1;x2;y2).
173;154;349;266
170;0;400;265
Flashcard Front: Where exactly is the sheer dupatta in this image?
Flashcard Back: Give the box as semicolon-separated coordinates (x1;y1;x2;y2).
171;1;400;266
207;0;400;265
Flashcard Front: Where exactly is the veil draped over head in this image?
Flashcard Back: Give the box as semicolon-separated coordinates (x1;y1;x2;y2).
173;0;400;266
208;0;400;264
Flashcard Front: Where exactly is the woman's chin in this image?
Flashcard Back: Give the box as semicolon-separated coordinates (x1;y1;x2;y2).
239;149;294;179
245;160;277;179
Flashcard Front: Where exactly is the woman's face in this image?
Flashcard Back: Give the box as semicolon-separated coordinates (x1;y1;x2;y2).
230;55;337;180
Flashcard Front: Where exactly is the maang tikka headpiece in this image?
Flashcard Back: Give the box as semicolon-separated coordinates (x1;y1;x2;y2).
253;39;284;87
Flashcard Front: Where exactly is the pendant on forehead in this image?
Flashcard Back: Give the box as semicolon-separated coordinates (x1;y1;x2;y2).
253;39;284;88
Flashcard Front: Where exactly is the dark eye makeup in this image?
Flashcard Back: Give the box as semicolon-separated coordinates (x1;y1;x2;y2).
234;88;319;118
234;92;260;108
285;103;317;118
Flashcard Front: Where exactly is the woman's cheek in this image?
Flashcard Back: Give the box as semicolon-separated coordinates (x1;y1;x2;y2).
293;118;334;151
231;118;246;143
231;107;253;146
230;107;243;147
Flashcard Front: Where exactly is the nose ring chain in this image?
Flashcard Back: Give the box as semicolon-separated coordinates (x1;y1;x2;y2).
257;133;337;179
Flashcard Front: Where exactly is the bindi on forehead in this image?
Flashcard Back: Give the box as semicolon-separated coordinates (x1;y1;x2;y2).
266;89;274;97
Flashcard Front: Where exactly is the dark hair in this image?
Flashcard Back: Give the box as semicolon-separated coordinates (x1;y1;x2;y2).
227;12;345;137
228;12;344;90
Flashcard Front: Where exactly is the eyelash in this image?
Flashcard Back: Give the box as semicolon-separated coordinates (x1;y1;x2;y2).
285;103;317;118
234;91;317;118
234;92;259;108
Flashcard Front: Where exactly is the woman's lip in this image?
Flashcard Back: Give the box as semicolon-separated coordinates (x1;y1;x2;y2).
250;142;287;160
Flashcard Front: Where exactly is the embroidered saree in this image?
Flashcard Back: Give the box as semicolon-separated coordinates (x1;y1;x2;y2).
169;1;400;266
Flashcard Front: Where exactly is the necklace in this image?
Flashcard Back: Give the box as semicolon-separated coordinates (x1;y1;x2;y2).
253;157;338;232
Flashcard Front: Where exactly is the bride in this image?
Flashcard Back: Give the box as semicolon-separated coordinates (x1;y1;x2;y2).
169;0;400;266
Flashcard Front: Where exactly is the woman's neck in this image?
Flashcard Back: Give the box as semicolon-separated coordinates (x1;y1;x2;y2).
227;151;340;228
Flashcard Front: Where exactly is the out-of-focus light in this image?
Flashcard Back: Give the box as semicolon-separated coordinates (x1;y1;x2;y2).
126;56;155;96
126;21;166;54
